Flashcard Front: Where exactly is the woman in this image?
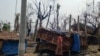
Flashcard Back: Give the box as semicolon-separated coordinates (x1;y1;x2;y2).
55;36;63;56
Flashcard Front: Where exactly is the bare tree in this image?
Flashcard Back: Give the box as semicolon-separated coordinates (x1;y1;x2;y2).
14;14;20;32
49;14;70;32
84;14;100;35
28;0;56;39
28;0;55;27
79;2;100;35
46;5;52;28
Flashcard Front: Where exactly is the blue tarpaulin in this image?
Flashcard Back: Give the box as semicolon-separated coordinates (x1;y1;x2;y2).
71;34;80;52
2;40;27;55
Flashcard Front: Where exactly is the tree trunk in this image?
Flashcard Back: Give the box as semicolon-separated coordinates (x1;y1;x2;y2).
33;19;38;41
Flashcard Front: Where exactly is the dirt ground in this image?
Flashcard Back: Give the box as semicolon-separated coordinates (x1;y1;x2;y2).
24;53;38;56
85;45;100;56
24;45;100;56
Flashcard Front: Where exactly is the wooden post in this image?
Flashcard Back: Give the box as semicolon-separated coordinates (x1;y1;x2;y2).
18;0;27;56
98;2;100;51
77;15;80;33
38;2;42;28
14;14;20;32
30;19;32;32
15;0;18;15
77;15;82;54
98;24;100;51
93;0;95;13
69;15;72;36
56;4;60;31
98;25;100;51
84;13;88;48
69;14;72;56
33;19;38;42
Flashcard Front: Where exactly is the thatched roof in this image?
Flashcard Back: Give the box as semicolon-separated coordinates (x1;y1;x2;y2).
37;28;72;50
71;23;95;34
36;28;88;51
0;31;27;40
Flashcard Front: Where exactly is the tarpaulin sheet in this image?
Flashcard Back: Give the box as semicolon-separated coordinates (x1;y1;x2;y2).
2;40;27;55
71;34;80;52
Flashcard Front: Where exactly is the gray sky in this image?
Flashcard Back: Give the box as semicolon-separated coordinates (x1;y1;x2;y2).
0;0;21;29
0;0;100;29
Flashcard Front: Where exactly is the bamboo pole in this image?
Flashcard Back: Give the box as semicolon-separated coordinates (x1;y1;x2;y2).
18;0;27;56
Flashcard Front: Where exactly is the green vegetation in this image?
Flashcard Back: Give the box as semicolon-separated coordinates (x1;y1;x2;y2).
3;23;10;31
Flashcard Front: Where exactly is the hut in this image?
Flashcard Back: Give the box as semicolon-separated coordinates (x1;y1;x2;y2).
35;28;72;52
71;23;98;45
35;28;83;52
0;31;27;56
35;28;82;56
71;23;95;34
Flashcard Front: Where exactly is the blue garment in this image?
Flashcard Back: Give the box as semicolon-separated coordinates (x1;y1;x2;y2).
71;34;80;52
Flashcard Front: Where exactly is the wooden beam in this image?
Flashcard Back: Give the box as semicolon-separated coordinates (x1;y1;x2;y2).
69;15;72;36
77;15;80;34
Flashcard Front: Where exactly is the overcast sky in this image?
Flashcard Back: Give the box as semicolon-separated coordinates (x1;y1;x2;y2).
0;0;100;29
